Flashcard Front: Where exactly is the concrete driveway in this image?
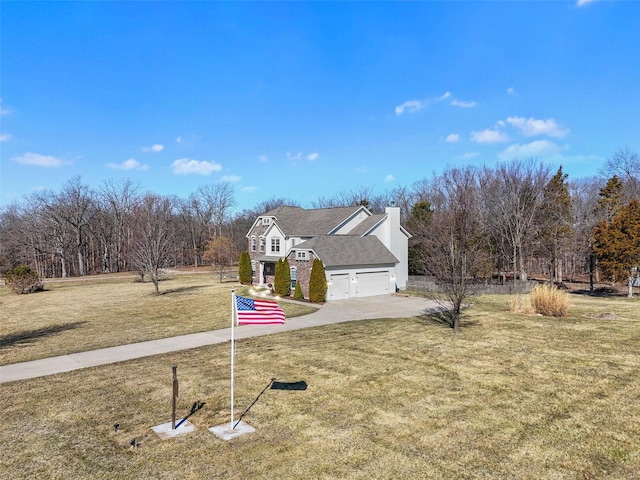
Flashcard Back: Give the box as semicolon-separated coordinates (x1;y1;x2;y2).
0;295;442;384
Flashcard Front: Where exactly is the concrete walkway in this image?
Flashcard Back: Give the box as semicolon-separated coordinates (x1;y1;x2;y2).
0;295;440;384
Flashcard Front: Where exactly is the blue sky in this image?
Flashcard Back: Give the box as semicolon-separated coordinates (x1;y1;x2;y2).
1;0;639;212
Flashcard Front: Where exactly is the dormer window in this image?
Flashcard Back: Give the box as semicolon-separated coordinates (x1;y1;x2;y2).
262;218;271;226
296;251;308;260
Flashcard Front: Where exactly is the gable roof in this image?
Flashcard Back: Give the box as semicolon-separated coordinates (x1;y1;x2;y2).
294;235;398;268
347;214;385;236
262;206;364;236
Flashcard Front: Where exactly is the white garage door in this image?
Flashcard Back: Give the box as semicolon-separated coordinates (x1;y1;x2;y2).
329;274;350;300
355;271;389;298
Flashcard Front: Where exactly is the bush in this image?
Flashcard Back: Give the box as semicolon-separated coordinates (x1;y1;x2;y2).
273;259;291;297
308;259;327;303
530;283;570;317
238;251;253;284
5;265;43;294
293;281;304;300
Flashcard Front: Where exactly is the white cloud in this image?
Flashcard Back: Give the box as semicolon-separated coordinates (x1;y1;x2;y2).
287;152;302;161
107;158;149;171
445;133;460;143
471;129;510;144
451;99;476;108
13;152;70;167
507;87;517;96
306;152;320;161
384;174;396;183
576;0;598;6
171;158;222;175
395;100;425;115
176;136;184;144
0;133;13;142
497;140;569;161
220;175;241;183
142;144;164;152
437;91;452;101
257;155;268;163
506;116;569;138
241;186;257;193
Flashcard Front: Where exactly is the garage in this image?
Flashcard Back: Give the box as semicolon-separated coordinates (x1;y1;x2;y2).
355;271;390;297
329;274;350;300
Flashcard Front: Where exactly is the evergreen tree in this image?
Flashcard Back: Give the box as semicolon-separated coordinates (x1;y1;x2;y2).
308;258;327;303
593;198;640;297
596;176;624;222
293;281;304;300
282;257;291;296
537;167;574;282
273;258;291;296
406;200;433;275
238;251;253;284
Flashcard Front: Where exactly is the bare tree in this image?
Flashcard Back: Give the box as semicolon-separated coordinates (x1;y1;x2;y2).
569;176;602;289
39;177;95;276
415;167;491;333
99;179;141;272
204;235;236;282
600;146;640;200
311;186;390;213
196;183;237;238
130;194;177;295
480;159;550;283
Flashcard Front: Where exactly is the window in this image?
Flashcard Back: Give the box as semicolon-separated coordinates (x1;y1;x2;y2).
251;260;256;276
290;267;297;289
271;238;280;253
291;238;296;247
296;251;308;260
262;218;271;226
250;236;256;252
259;238;265;253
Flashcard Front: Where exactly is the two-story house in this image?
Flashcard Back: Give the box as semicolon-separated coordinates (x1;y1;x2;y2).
245;205;410;301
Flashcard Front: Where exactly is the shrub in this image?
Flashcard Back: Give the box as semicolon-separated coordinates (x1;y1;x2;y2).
238;251;253;284
5;265;43;294
293;281;304;300
273;259;284;296
308;259;327;303
530;283;570;317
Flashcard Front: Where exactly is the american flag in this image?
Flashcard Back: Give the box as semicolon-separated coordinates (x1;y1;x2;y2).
235;295;286;325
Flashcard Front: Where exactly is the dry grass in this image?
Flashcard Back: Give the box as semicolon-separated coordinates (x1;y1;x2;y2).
530;283;571;317
1;292;639;479
0;274;316;365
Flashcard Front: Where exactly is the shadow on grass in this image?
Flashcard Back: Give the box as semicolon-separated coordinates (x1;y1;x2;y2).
0;321;87;348
160;285;208;296
418;308;481;330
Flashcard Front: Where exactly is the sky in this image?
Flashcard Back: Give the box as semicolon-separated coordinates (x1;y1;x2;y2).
1;0;639;212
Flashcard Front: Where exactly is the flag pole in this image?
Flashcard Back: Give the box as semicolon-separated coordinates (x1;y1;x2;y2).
230;289;236;430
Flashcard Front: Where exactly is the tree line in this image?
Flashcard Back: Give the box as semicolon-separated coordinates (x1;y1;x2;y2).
1;148;638;298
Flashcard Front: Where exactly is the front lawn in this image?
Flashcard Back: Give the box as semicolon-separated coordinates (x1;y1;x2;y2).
1;293;638;479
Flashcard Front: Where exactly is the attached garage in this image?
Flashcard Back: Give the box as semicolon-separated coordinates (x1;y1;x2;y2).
329;273;350;300
355;271;390;297
290;235;400;301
